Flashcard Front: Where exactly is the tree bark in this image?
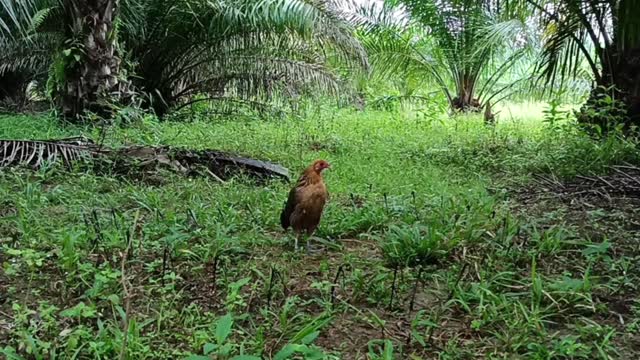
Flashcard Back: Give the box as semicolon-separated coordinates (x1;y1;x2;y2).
451;71;481;112
61;0;128;120
611;47;640;125
578;46;640;131
0;72;28;110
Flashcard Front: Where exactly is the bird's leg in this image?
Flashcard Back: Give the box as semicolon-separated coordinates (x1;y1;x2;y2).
294;233;300;251
306;232;322;254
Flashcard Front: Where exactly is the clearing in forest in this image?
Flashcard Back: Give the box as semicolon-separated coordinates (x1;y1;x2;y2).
2;107;640;359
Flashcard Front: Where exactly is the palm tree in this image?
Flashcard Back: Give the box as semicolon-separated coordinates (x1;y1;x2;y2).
0;0;34;36
0;32;53;108
0;0;49;107
60;0;129;118
526;0;640;129
120;0;367;117
1;0;128;118
1;0;367;119
353;0;535;113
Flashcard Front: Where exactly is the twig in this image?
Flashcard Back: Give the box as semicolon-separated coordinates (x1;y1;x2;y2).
611;167;640;187
119;250;131;360
597;176;615;189
205;168;226;184
91;209;103;246
212;254;220;296
447;263;469;302
119;211;138;360
96;119;112;153
593;189;612;202
549;172;564;188
409;266;423;312
576;175;597;183
532;174;554;186
617;163;640;171
331;265;345;306
389;266;398;310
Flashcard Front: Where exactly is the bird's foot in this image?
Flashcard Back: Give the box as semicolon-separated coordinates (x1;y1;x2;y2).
306;242;324;255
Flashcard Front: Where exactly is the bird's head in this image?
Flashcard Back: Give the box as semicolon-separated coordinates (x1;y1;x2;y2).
312;159;331;174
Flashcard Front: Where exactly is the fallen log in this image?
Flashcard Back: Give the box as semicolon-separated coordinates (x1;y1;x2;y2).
0;138;290;182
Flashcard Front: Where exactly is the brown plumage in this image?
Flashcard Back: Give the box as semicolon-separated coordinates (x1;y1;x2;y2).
280;159;330;251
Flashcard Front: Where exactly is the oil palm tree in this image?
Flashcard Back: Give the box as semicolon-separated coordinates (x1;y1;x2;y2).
353;0;535;113
120;0;367;117
0;0;50;107
0;0;34;36
1;0;367;119
1;0;130;118
525;0;640;129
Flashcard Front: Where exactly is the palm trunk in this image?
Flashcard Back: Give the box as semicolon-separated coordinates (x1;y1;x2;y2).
0;72;28;110
451;71;481;112
579;46;640;131
61;0;128;120
611;47;640;125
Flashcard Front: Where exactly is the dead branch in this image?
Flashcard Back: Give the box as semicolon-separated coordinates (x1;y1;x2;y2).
0;138;290;182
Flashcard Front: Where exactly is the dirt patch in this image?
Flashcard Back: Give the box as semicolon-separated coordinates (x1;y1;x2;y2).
176;237;443;358
512;165;640;243
510;165;640;341
514;165;640;213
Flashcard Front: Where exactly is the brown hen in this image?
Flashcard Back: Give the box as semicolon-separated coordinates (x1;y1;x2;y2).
280;159;330;251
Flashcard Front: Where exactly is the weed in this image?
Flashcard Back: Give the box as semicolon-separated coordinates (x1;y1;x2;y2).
0;105;638;358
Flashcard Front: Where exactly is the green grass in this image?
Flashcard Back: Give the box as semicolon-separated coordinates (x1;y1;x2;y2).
1;105;640;359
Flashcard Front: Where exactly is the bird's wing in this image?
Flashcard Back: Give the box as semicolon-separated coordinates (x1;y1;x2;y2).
288;180;327;234
280;183;300;229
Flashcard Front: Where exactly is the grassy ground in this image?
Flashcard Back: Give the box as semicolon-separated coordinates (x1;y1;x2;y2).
1;104;640;359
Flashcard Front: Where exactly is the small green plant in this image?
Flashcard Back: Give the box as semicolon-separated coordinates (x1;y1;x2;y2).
0;105;635;359
225;277;252;312
379;223;452;270
195;313;238;359
367;339;396;360
543;96;571;131
577;85;631;135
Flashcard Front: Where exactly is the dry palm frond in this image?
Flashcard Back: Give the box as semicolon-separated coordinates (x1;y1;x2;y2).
0;138;290;181
0;139;96;168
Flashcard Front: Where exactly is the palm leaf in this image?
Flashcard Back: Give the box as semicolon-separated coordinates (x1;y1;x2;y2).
357;0;536;110
0;138;94;168
3;0;367;117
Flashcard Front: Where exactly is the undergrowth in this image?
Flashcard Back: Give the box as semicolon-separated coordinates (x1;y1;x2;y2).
1;103;639;359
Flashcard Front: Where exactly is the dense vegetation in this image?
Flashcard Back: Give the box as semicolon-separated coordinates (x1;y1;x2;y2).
2;0;640;359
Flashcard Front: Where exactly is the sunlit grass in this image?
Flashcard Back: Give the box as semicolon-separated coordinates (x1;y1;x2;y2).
1;104;639;359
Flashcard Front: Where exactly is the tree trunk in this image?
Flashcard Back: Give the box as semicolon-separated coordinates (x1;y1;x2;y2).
451;72;481;112
451;94;481;112
61;0;128;120
578;46;640;132
611;46;640;125
0;72;28;110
